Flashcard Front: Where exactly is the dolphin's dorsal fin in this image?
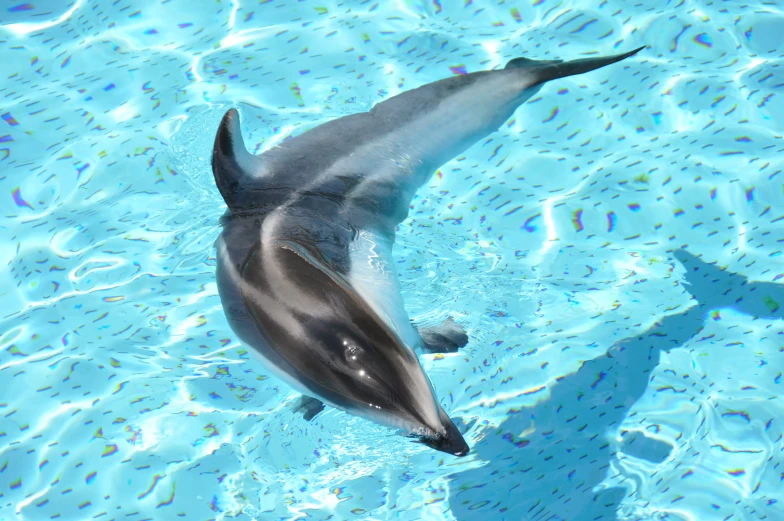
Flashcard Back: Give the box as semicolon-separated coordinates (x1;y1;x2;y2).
505;46;645;84
212;108;266;211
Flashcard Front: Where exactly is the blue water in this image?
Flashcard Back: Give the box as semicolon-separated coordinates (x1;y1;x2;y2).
1;1;782;520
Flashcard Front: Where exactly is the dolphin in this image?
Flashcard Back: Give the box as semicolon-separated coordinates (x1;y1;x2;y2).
211;46;644;457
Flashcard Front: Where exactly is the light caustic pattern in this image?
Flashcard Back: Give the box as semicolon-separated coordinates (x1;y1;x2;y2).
0;0;782;520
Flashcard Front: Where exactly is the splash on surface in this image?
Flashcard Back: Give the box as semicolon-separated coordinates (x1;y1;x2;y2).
1;1;782;520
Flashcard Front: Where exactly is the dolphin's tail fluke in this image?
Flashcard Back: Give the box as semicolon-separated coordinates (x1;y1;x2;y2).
505;46;645;84
212;108;266;211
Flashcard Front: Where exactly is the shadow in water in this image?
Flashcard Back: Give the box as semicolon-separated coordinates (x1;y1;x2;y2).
448;250;784;520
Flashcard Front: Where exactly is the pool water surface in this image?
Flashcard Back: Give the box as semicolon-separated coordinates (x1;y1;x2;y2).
1;1;783;520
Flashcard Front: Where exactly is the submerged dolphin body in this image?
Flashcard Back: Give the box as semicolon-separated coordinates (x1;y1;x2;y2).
211;47;644;457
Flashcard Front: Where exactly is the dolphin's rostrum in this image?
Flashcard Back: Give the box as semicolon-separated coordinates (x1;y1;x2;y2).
211;46;644;457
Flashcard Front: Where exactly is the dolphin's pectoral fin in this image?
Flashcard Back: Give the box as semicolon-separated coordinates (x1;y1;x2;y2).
416;317;468;354
292;395;326;422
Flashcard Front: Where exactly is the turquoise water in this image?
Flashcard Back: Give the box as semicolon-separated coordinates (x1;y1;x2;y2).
1;0;782;520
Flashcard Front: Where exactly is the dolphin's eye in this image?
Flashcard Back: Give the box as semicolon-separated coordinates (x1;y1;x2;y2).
341;339;373;380
342;340;364;368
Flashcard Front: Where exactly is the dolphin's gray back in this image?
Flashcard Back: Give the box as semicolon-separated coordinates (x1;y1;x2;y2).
212;47;644;237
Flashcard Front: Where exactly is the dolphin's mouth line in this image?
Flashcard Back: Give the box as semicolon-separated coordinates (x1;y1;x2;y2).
410;431;471;457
